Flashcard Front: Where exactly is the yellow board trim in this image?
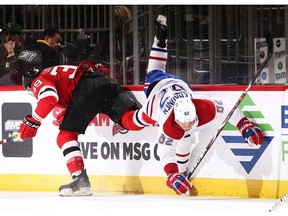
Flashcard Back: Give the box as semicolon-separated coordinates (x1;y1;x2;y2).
0;174;287;198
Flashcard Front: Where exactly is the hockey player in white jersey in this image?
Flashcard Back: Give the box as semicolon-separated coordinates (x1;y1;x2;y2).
122;15;264;195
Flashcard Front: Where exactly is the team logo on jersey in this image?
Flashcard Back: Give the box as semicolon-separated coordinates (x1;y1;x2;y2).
221;94;273;174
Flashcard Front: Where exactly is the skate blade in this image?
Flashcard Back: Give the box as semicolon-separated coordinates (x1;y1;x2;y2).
59;187;93;197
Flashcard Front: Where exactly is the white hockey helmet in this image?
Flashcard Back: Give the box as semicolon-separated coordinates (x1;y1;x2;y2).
174;97;197;123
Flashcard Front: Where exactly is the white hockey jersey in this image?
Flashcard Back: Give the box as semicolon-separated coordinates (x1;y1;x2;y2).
137;37;245;175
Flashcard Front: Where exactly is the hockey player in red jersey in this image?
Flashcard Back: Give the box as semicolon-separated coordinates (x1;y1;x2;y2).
17;50;140;197
123;15;264;195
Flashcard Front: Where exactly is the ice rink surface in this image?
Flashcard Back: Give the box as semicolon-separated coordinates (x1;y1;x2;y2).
0;191;286;216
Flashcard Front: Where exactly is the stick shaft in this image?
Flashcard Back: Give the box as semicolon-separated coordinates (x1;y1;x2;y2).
0;133;18;145
186;32;273;179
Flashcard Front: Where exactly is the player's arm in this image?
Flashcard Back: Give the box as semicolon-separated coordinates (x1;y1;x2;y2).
214;97;264;146
19;84;59;140
34;85;59;120
157;132;192;195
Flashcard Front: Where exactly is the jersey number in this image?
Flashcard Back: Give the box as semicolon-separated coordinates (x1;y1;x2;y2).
213;98;224;113
50;66;77;79
158;133;173;146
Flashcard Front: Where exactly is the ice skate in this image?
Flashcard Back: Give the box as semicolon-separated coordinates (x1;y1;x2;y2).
155;15;168;48
59;169;93;197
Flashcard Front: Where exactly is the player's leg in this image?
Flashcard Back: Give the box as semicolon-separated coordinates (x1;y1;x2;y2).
57;130;92;197
155;14;168;48
146;15;168;74
56;78;99;196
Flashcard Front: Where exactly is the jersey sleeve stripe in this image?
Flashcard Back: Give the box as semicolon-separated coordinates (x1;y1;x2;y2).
38;86;59;102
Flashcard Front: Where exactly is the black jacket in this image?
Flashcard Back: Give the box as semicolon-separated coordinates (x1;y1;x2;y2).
25;40;60;69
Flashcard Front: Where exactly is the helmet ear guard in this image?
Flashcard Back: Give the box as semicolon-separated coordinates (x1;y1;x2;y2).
174;97;197;123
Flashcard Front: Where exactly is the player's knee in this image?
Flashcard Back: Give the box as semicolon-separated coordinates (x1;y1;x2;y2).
57;130;79;149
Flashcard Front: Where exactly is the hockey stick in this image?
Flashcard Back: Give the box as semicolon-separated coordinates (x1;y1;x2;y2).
186;31;273;180
268;193;288;212
0;133;19;145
